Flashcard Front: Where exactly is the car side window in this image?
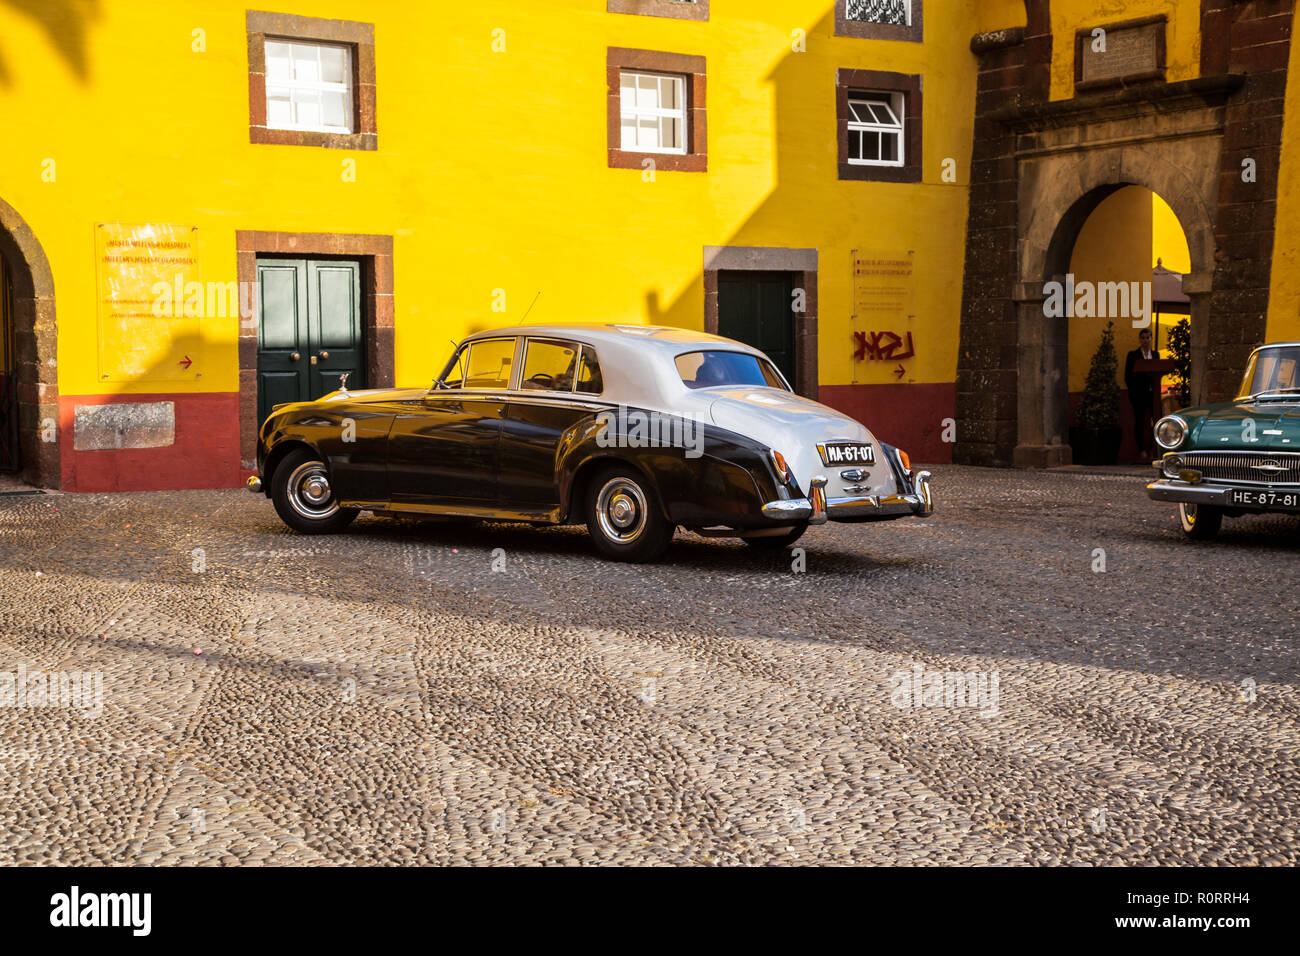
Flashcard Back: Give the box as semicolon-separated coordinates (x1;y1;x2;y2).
576;347;603;394
461;338;515;390
521;340;581;392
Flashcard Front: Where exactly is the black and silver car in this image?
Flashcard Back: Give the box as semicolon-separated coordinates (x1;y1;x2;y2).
248;324;933;561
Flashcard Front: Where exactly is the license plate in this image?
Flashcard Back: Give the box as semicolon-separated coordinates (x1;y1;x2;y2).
1229;489;1300;510
817;442;875;466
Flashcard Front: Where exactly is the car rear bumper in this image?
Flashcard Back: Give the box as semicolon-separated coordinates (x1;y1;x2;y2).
762;471;933;524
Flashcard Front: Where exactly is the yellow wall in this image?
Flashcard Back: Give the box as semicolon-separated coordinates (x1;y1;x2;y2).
0;0;990;402
1152;193;1190;272
1065;188;1194;391
1050;0;1202;101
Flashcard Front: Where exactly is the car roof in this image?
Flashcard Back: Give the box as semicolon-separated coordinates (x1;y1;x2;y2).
1254;342;1300;350
454;323;777;408
461;323;765;357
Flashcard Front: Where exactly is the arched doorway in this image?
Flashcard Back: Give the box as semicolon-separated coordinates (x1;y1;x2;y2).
956;5;1291;468
1053;187;1194;464
1016;150;1217;467
0;198;59;488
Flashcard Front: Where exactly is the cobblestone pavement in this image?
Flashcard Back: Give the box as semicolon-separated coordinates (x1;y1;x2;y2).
0;466;1296;865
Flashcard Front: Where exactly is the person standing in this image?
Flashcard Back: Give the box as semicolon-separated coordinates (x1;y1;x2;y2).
1125;328;1158;459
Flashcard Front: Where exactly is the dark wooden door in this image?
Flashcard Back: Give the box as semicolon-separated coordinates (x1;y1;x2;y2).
257;258;365;425
717;271;796;388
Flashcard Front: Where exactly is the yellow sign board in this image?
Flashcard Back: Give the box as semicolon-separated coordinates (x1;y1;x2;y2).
95;223;202;383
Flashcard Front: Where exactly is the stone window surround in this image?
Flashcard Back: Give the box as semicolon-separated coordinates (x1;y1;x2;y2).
837;68;923;183
608;47;708;173
835;0;924;44
1073;14;1168;94
247;10;377;151
235;231;394;470
607;0;708;22
702;246;819;400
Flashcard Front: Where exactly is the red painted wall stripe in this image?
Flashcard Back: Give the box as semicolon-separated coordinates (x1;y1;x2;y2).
59;392;241;492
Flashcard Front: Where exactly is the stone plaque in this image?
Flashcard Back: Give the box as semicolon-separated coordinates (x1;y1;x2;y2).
1077;18;1165;89
74;402;175;451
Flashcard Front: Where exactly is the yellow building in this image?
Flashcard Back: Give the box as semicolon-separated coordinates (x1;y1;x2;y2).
0;0;1296;489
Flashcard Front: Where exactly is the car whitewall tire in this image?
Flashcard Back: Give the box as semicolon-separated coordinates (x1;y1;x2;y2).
1178;502;1222;541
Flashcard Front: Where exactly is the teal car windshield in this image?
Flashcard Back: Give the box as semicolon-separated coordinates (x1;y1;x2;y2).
1237;345;1300;399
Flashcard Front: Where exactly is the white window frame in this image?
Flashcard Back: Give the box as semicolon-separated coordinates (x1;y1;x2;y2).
845;0;912;27
264;38;354;135
619;70;688;156
846;91;905;168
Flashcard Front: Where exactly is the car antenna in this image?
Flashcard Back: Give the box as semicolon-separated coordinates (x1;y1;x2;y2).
520;291;542;325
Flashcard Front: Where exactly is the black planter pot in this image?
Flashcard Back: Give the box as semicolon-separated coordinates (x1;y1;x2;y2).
1069;426;1122;466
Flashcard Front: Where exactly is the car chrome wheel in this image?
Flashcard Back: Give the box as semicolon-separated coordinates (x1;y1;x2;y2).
285;461;339;520
595;477;648;544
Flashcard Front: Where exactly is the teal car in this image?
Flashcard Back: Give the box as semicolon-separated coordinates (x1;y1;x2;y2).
1147;342;1300;540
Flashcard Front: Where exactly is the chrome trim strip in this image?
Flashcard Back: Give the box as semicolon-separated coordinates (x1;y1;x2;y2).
346;500;564;523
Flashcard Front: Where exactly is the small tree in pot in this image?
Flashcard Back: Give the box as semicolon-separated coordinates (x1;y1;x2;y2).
1070;321;1123;465
1167;318;1192;409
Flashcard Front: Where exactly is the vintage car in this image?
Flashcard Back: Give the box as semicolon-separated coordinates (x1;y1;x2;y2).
1147;341;1300;539
247;324;933;561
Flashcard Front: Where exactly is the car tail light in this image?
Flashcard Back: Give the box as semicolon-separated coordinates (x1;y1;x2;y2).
770;449;792;483
898;450;911;473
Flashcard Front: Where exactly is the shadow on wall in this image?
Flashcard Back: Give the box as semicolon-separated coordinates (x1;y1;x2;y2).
640;6;956;462
642;7;838;333
0;0;101;85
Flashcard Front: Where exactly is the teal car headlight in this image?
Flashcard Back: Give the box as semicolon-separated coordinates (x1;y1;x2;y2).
1154;415;1187;450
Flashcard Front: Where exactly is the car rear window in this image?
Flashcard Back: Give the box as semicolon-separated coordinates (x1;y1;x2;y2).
676;350;788;390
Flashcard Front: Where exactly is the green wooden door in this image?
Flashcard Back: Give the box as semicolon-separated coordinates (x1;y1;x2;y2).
717;271;796;388
257;258;365;425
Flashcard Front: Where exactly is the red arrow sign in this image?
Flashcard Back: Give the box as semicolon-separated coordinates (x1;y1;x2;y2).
893;364;906;380
178;355;193;370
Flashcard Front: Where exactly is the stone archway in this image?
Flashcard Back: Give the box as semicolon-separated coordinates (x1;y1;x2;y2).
1011;118;1223;466
0;198;59;488
955;0;1293;467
